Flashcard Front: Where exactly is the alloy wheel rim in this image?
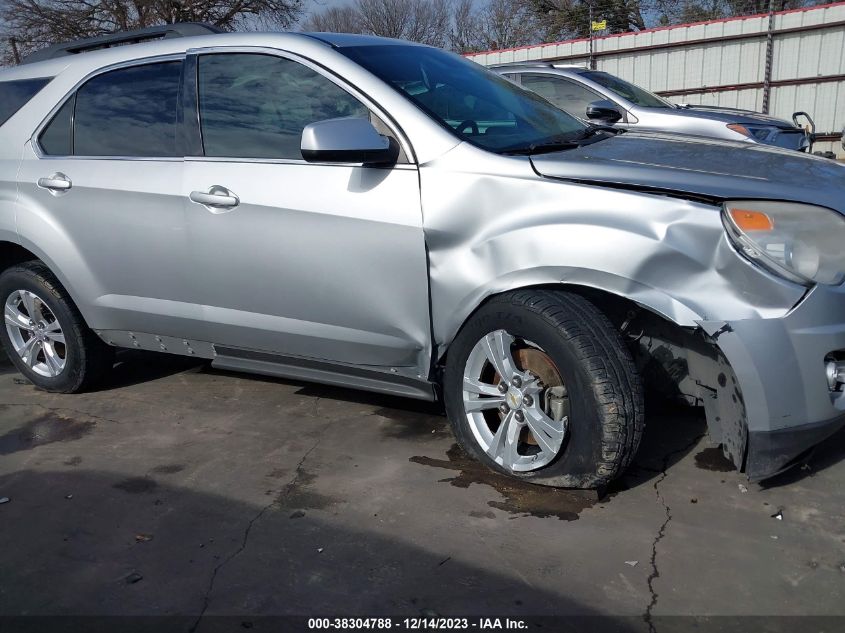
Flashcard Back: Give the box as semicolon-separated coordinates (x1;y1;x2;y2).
4;290;67;378
462;329;569;472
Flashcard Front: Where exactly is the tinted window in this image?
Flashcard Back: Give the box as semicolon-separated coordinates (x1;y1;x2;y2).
198;53;368;160
579;71;671;108
522;75;602;120
339;45;585;154
0;77;51;126
73;62;181;157
39;96;73;155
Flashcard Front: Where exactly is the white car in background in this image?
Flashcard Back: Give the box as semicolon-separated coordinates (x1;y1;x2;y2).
494;63;818;153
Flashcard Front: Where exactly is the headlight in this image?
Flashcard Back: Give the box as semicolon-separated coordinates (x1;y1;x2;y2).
723;200;845;286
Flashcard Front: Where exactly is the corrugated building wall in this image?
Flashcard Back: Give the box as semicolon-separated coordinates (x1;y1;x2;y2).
467;1;845;157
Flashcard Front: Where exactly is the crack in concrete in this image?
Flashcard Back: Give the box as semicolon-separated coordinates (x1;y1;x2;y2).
643;432;706;633
189;419;332;633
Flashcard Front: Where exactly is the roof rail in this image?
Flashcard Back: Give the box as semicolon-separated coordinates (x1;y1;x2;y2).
21;22;223;65
488;62;555;69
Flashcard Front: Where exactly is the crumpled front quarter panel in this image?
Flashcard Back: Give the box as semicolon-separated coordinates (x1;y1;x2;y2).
420;143;805;352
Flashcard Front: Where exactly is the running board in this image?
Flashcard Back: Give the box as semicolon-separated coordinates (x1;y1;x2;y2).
212;346;437;401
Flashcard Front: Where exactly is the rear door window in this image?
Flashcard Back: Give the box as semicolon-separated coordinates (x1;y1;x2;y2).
74;61;181;157
39;61;182;157
38;96;73;155
0;77;51;126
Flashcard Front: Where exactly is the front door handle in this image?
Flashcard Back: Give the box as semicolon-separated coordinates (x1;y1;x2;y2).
189;186;239;212
37;173;72;193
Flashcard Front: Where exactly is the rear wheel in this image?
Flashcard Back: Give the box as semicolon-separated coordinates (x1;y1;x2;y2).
444;289;644;488
0;261;113;393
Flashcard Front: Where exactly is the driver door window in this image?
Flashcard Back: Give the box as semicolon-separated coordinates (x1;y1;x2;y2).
198;53;370;160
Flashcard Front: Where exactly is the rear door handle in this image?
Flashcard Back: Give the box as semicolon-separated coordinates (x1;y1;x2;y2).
37;173;72;193
189;186;239;212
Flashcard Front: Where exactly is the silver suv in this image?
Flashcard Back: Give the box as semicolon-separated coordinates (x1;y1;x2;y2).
494;64;814;152
1;25;844;488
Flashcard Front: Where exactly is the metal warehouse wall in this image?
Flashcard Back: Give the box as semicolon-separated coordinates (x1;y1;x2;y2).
467;2;845;157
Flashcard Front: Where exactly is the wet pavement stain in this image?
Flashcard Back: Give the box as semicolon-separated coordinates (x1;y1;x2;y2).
150;464;185;475
469;510;497;519
694;446;736;472
275;469;339;512
410;444;605;521
113;477;158;494
375;407;450;441
0;411;95;455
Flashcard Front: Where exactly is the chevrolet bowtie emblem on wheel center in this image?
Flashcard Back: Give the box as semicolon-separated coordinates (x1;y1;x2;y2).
506;388;523;410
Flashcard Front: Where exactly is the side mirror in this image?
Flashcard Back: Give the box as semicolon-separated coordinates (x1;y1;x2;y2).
586;100;623;124
301;117;398;165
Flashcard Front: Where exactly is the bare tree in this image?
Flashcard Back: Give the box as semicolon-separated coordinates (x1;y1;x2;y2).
650;0;828;25
1;0;303;62
525;0;647;40
354;0;452;46
304;0;538;53
302;5;361;32
478;0;538;49
450;0;480;51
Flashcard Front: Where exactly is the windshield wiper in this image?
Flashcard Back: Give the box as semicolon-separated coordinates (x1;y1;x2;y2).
585;124;625;135
501;126;620;156
502;139;580;156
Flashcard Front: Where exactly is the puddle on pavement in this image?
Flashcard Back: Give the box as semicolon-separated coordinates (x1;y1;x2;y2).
0;408;95;455
694;446;736;472
410;444;620;521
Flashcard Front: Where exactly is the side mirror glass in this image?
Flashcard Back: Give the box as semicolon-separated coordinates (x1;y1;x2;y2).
586;99;623;124
301;117;398;165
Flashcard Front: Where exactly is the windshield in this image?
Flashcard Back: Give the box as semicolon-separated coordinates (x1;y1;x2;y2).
580;71;672;108
339;45;587;153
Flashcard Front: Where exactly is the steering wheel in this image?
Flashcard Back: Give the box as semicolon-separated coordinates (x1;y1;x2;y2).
455;119;479;135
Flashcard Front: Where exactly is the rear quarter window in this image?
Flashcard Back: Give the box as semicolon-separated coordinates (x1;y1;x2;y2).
0;77;52;126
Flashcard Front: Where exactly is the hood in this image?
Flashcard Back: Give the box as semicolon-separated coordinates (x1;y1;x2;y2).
530;131;845;214
669;104;799;129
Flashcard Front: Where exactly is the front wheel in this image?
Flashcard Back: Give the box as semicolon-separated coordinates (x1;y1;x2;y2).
444;289;644;489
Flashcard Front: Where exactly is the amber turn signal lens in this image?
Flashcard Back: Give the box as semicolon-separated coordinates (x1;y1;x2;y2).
730;209;774;231
727;123;751;137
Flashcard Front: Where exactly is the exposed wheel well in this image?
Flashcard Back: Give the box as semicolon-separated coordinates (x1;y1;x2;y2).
441;284;668;360
0;242;40;273
439;284;748;469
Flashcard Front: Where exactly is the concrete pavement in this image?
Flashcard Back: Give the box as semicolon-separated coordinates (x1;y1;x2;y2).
0;351;843;631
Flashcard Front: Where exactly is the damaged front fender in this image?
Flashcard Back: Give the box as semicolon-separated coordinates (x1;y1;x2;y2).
421;142;840;481
421;143;805;355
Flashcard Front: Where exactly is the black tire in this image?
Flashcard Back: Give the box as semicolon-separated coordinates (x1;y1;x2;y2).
0;261;113;393
444;289;644;489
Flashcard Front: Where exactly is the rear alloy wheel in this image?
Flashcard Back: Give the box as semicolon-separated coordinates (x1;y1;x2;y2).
5;289;68;378
0;261;113;393
445;289;644;489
